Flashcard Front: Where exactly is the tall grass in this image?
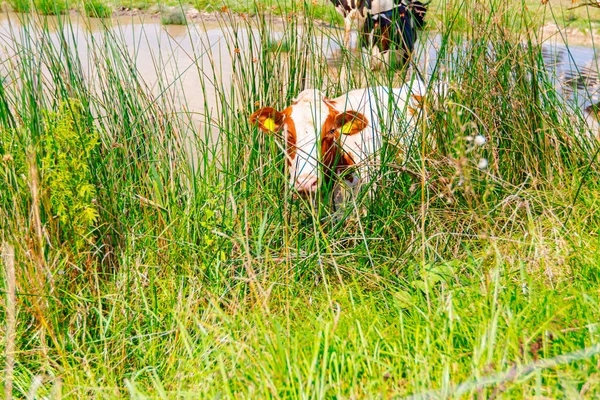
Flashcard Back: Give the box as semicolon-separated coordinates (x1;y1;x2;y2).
1;0;600;397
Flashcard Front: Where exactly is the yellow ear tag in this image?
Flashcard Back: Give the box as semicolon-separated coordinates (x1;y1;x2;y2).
341;121;354;135
263;118;275;132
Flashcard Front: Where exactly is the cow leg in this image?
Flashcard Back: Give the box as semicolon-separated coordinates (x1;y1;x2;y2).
371;46;385;70
344;15;352;50
339;15;352;86
360;17;383;70
332;174;371;221
340;10;361;85
360;18;372;70
344;8;364;50
331;182;354;221
397;13;416;69
382;49;392;69
373;16;393;70
401;28;415;68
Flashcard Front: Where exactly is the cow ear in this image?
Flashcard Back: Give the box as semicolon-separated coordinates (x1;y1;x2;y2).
408;94;426;115
412;94;425;106
334;111;368;136
250;107;285;133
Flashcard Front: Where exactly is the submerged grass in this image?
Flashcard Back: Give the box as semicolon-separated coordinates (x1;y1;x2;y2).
1;0;600;397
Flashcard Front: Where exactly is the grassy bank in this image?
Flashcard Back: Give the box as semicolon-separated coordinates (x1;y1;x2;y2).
1;0;600;397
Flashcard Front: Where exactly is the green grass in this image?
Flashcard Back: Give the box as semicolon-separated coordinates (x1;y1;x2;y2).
532;0;600;31
8;0;67;14
5;0;600;33
430;0;600;32
7;0;33;13
34;0;67;14
1;0;600;397
160;6;187;25
82;0;112;18
193;0;342;21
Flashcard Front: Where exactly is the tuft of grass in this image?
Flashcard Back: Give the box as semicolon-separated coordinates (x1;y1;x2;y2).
34;0;67;14
120;0;154;9
7;0;33;12
193;0;343;23
264;34;294;52
160;6;187;25
82;0;112;18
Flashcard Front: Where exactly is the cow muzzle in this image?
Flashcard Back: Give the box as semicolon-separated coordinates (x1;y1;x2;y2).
294;174;319;195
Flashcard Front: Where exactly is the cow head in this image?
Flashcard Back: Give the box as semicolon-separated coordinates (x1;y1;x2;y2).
250;89;369;196
407;0;428;30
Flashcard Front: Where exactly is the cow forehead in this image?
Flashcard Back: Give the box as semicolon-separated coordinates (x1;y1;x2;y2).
287;100;332;141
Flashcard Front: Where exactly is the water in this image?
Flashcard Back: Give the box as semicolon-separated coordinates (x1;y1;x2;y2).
0;12;598;133
0;13;241;130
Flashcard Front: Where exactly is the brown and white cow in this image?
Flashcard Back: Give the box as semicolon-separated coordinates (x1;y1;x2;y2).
250;81;427;199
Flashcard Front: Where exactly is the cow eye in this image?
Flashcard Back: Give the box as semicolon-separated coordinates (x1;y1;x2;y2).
328;128;336;135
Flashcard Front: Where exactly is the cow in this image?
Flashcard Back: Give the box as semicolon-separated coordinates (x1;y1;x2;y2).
329;0;368;50
329;0;428;69
249;81;427;203
361;0;428;69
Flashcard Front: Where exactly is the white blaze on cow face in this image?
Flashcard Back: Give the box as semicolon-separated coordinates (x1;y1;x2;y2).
286;90;331;193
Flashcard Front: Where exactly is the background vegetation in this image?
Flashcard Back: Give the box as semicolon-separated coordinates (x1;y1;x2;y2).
2;0;600;31
1;0;600;397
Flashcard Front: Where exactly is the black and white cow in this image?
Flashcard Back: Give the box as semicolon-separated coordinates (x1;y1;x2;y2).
329;0;428;69
329;0;368;49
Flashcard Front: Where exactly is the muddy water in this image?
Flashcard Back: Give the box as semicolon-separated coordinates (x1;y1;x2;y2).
0;12;598;131
0;13;239;119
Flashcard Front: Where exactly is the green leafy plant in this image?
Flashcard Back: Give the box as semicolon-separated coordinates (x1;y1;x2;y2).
40;100;99;250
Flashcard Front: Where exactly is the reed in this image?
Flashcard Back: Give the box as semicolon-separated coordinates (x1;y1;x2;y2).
0;0;599;397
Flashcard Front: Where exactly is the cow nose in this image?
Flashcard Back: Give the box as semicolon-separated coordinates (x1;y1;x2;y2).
294;174;318;194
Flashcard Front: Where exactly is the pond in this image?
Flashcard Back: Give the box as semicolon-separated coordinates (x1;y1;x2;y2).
0;12;598;135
